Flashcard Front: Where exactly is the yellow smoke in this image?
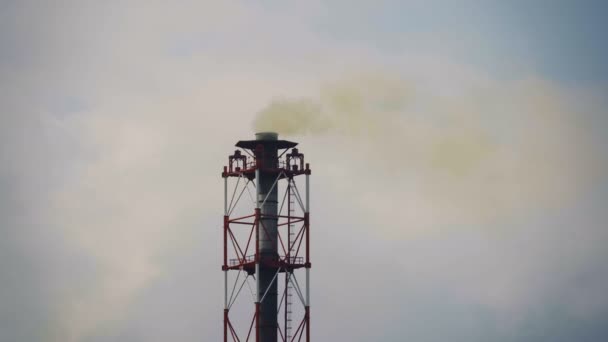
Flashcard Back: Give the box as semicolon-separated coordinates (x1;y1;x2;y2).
253;73;602;233
254;98;327;135
255;74;411;137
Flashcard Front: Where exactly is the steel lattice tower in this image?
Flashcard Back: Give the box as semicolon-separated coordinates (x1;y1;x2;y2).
222;132;311;342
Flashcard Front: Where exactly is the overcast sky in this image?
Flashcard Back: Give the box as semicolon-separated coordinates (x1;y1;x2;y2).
1;1;608;341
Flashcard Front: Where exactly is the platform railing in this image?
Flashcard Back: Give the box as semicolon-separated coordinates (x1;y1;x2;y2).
229;255;304;266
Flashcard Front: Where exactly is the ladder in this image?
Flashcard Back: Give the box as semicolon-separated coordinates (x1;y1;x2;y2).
286;186;296;340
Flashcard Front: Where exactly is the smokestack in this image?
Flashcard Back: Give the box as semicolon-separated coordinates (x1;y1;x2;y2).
223;132;311;342
255;132;280;341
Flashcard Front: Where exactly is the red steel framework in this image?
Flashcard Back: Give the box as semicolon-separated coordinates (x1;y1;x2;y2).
221;135;311;342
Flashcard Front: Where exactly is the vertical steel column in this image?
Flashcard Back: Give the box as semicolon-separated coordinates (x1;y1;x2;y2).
223;172;228;342
255;167;261;342
305;166;311;342
224;174;228;306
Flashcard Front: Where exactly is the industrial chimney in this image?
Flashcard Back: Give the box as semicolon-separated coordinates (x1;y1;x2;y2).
222;132;311;342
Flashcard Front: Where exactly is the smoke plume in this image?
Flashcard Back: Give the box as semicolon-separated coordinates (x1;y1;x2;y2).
254;74;604;233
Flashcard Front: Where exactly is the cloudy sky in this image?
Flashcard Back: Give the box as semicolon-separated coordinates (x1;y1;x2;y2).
1;1;608;341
